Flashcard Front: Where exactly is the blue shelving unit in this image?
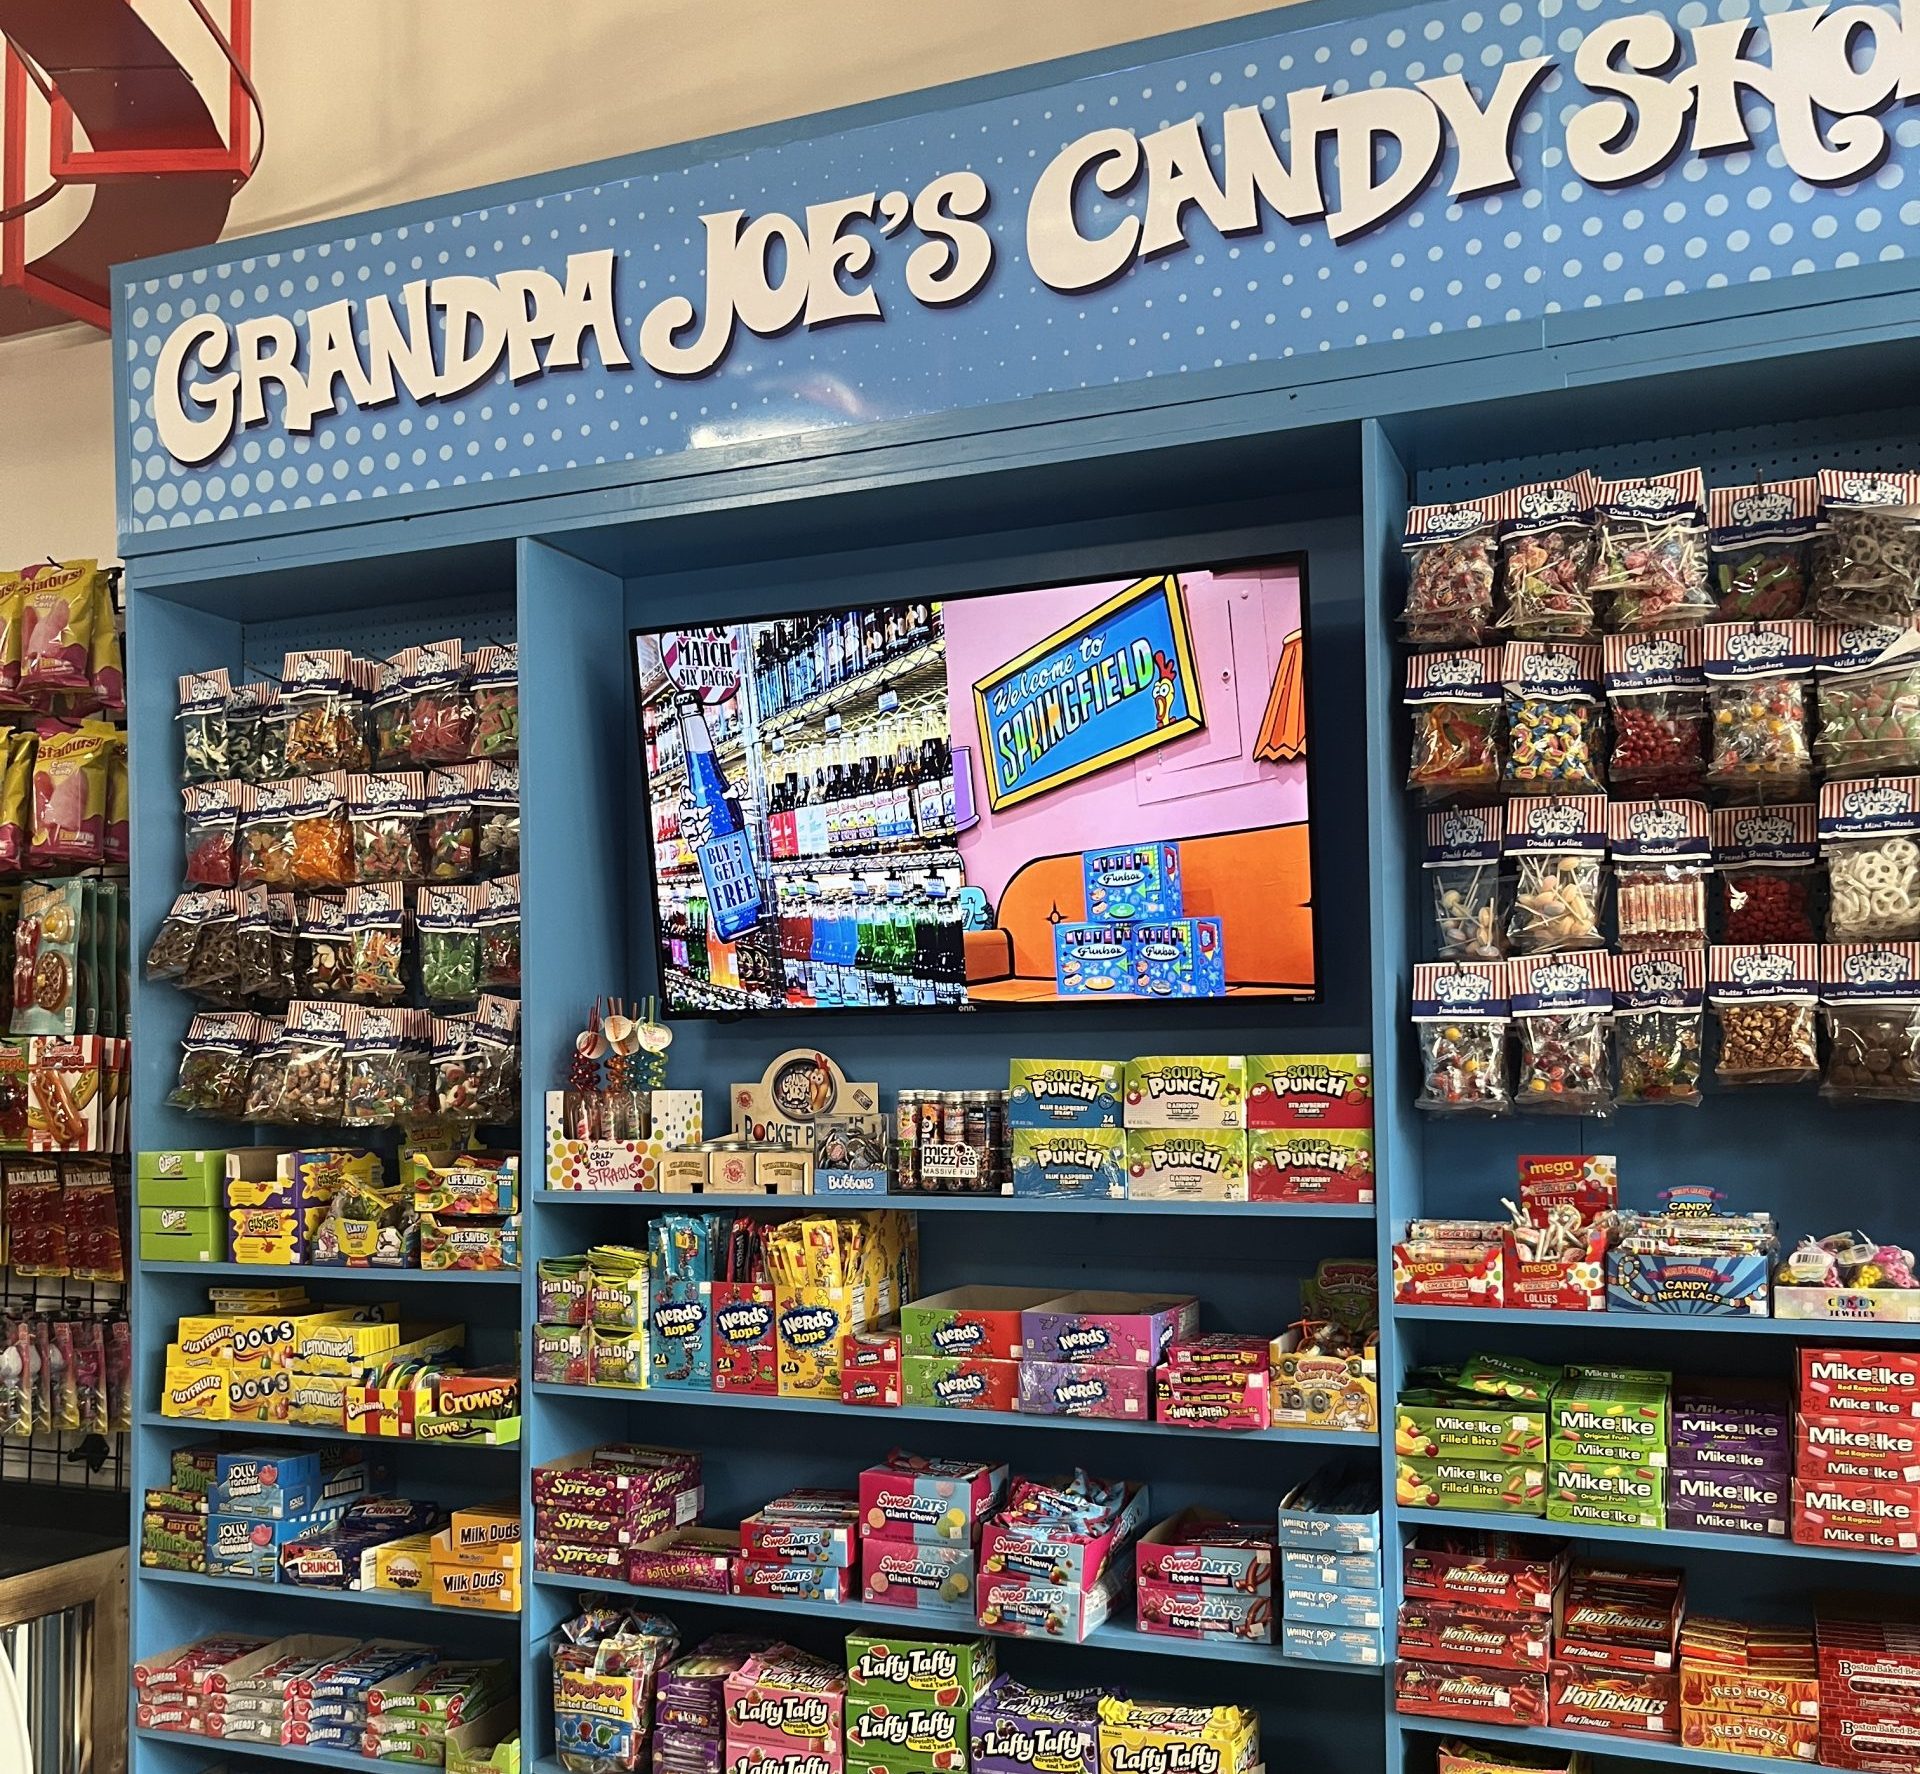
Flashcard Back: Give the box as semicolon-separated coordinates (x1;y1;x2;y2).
107;6;1920;1772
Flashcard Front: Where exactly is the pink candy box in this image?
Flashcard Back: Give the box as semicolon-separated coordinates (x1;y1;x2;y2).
860;1536;975;1612
857;1451;1007;1543
1135;1577;1275;1642
1016;1360;1150;1421
976;1561;1128;1642
1134;1509;1275;1590
1020;1291;1200;1367
1156;1367;1272;1431
724;1647;846;1756
979;1481;1150;1588
1164;1334;1270;1372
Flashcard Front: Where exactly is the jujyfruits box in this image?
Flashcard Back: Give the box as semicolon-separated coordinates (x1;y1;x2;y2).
1122;1056;1245;1129
1548;1460;1666;1531
1122;1128;1247;1202
1007;1060;1123;1130
1083;843;1182;923
1395;1457;1546;1514
902;1286;1053;1362
858;1451;1007;1543
1395;1396;1546;1462
1246;1054;1374;1129
845;1631;996;1705
1248;1128;1374;1204
904;1355;1019;1413
1010;1128;1125;1200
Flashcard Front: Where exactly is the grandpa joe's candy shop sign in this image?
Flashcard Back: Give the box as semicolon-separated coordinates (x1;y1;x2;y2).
120;0;1920;536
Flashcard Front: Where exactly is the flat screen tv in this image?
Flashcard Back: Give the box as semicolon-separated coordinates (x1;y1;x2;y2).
631;556;1315;1015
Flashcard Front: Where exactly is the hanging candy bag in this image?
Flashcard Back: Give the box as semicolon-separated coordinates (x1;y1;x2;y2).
1821;942;1920;1104
1495;471;1599;639
1708;942;1821;1087
343;1004;405;1126
467;992;522;1123
1820;775;1920;942
241;1014;290;1120
398;638;474;763
259;998;350;1125
474;758;520;877
1590;468;1711;631
0;574;23;707
238;780;296;888
12;880;83;1036
181;778;241;888
1603;628;1707;795
1702;619;1816;803
16;560;100;696
425;761;481;880
281;647;372;771
28;721;113;864
1405;647;1504;802
1607;798;1710;951
432;1013;479;1120
477;872;521;990
1400;500;1499;646
346;880;408;1001
1712;802;1821;943
1509;951;1612;1116
417;883;482;1005
289;770;355;888
176;667;232;784
0;729;34;871
233;886;277;1000
1411;960;1511;1116
1424;805;1506;961
104;733;127;865
242;684;290;783
85;570;124;714
1814;618;1920;780
1811;469;1920;625
1609;948;1705;1107
369;655;413;765
467;642;519;758
1504;794;1608;955
1710;477;1817;621
145;889;220;981
168;1009;260;1118
348;769;428;882
294;893;355;1000
177;889;243;1000
1501;640;1605;795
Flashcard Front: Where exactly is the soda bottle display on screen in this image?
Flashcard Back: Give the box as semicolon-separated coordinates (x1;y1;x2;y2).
675;693;764;942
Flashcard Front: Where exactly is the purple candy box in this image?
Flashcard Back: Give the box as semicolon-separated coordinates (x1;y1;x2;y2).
1020;1292;1200;1368
969;1677;1105;1774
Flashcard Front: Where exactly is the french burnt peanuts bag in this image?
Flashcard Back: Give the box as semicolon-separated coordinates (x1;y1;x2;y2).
1712;801;1820;945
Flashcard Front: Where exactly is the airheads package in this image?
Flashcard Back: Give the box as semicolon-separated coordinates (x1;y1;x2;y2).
1123;1128;1248;1201
1248;1128;1375;1203
1127;921;1226;1001
1082;843;1183;922
1123;1056;1247;1129
1010;1128;1125;1199
1007;1059;1123;1129
1246;1054;1375;1129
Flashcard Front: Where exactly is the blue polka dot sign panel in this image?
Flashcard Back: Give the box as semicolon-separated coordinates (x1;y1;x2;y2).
118;0;1919;541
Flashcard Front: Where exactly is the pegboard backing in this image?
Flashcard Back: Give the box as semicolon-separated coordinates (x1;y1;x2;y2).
234;592;518;685
1412;404;1920;506
0;1261;127;1493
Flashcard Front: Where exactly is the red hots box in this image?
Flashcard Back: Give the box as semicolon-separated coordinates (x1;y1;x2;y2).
1798;1412;1920;1486
1396;1604;1552;1673
1402;1529;1569;1615
1549;1664;1679;1741
1394;1660;1546;1728
1793;1477;1920;1553
1799;1347;1920;1419
1678;1620;1819;1717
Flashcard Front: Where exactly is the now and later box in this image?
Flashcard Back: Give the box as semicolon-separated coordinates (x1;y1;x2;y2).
1246;1055;1374;1130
